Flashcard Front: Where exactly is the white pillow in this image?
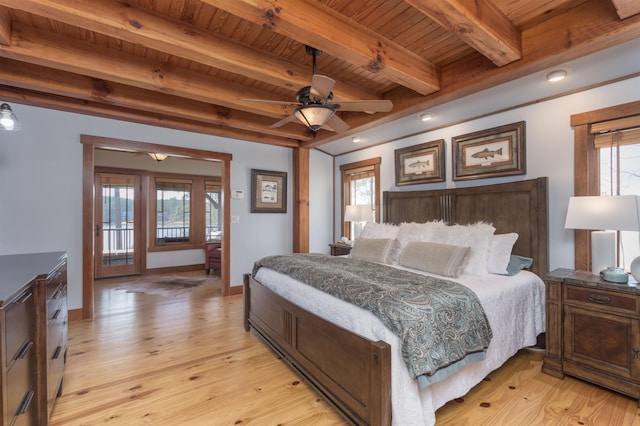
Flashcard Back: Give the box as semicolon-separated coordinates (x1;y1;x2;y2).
350;238;396;264
428;222;496;275
359;222;399;239
396;221;447;251
487;233;519;275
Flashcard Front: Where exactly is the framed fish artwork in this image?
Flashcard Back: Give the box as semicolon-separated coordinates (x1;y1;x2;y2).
394;139;445;186
452;121;525;181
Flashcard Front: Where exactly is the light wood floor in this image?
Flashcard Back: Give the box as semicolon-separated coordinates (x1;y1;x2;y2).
50;273;640;425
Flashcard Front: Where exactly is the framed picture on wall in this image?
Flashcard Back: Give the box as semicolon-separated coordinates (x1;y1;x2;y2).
394;139;445;186
251;169;287;213
452;121;525;181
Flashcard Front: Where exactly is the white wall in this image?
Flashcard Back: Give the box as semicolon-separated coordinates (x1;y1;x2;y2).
335;76;640;272
0;106;334;310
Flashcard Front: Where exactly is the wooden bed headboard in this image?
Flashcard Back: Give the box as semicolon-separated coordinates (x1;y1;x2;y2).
383;177;549;276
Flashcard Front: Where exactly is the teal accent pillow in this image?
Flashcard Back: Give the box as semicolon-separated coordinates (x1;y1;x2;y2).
505;255;533;276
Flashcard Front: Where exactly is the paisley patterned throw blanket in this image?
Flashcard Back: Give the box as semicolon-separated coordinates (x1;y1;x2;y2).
253;254;493;383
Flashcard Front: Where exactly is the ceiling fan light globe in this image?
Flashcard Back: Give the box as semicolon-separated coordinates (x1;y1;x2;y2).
294;105;336;131
0;103;20;131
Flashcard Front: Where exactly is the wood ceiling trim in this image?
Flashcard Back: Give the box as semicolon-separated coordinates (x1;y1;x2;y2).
610;0;640;19
3;0;380;102
1;23;295;119
0;7;10;46
404;0;521;67
0;58;312;141
0;84;302;148
206;0;440;96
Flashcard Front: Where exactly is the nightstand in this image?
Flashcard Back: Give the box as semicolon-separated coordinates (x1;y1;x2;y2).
329;243;352;256
542;268;640;403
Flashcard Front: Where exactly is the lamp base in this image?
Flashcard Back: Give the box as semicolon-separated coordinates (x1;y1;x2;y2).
591;230;616;276
631;256;640;282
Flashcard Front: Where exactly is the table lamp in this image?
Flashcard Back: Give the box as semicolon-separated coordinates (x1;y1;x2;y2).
565;195;640;280
344;205;373;240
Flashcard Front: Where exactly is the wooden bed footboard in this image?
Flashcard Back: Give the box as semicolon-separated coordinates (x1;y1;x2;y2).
243;274;392;426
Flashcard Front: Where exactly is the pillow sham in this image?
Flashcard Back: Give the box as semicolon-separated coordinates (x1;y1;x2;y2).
399;241;471;278
359;222;399;239
350;238;396;264
487;233;519;275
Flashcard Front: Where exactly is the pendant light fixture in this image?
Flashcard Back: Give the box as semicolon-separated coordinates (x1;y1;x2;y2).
0;103;20;131
148;153;168;162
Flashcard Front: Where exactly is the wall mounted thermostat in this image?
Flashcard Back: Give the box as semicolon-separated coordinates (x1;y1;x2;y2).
231;190;244;199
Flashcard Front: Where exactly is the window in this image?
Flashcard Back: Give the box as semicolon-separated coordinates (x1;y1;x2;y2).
149;174;222;251
572;102;640;271
154;178;192;244
340;158;381;239
596;119;640;270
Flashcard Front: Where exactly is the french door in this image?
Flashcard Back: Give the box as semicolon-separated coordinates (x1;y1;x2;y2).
94;172;142;278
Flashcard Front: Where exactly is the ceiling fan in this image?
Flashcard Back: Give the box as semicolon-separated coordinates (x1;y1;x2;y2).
241;46;393;133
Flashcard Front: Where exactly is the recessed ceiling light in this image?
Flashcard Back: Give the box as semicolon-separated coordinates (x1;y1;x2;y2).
419;112;434;122
352;136;362;143
546;69;568;82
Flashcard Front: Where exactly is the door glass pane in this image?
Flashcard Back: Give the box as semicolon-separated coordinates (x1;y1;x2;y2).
101;176;135;267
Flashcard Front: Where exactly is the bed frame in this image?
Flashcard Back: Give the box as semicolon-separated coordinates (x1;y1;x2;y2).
244;177;548;425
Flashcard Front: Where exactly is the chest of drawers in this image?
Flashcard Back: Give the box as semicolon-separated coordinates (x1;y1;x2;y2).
0;252;67;425
543;268;640;403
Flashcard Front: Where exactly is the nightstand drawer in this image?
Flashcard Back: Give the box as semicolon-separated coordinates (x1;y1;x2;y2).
564;285;638;316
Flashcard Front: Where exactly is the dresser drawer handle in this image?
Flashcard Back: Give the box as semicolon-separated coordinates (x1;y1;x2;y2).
52;289;62;300
588;293;612;304
53;345;62;360
52;309;62;320
15;390;34;415
16;291;32;304
16;341;33;360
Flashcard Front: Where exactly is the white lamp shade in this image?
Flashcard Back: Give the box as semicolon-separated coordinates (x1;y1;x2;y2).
565;195;640;231
344;205;373;223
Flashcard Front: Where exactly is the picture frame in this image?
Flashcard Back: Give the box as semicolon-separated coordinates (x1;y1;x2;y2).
394;139;445;186
251;169;287;213
452;121;525;181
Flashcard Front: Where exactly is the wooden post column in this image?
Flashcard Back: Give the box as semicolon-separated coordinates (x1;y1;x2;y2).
293;147;309;253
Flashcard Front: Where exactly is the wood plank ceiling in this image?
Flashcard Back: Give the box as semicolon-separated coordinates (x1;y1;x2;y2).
0;0;639;150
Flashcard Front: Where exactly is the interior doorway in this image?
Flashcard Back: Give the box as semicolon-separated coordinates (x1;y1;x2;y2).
81;135;232;320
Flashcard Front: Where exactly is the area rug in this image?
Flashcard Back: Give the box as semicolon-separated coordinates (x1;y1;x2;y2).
115;275;216;297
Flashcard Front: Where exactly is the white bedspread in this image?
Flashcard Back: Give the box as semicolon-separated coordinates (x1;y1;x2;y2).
254;265;545;426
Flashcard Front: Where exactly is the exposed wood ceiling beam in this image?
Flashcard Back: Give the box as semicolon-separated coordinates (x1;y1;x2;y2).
2;0;380;102
0;84;302;147
206;0;440;96
303;0;640;148
610;0;640;19
0;58;313;141
404;0;521;66
0;7;10;46
0;24;296;119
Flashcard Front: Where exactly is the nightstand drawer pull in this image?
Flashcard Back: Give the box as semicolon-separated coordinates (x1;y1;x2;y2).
588;293;612;304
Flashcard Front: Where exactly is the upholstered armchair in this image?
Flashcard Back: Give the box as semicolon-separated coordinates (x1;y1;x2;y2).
203;241;222;274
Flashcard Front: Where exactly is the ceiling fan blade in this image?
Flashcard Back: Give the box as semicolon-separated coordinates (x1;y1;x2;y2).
310;74;335;100
335;99;393;113
325;115;350;133
270;114;299;128
240;98;299;106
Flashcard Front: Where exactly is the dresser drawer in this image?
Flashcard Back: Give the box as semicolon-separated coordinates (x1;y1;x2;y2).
564;285;639;316
5;288;36;367
6;341;36;422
